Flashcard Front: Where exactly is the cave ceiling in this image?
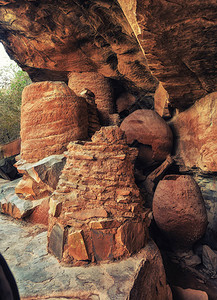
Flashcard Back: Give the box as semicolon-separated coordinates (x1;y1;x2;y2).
0;0;216;110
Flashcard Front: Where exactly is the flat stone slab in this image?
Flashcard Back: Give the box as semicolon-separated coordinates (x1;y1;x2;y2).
0;214;169;300
0;179;44;218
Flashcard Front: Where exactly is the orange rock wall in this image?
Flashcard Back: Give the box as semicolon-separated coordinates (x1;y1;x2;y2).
170;92;217;172
118;0;217;110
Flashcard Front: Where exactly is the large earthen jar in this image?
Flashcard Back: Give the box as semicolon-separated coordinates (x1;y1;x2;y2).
153;175;207;249
20;81;88;163
120;109;173;162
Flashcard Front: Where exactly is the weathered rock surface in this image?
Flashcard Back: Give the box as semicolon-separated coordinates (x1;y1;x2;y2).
120;109;173;162
0;179;45;219
12;155;66;224
153;175;207;249
48;126;148;265
170;92;217;172
0;0;215;110
0;0;157;99
118;0;217;110
20;81;88;163
0;213;170;300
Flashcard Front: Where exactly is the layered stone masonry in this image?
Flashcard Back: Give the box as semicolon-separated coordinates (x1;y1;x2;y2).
48;126;149;265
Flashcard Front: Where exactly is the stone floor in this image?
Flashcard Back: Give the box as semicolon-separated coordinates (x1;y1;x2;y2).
0;213;168;300
0;178;10;187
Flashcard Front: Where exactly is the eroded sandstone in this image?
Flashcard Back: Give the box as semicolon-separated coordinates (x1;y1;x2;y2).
170;92;217;173
118;0;217;110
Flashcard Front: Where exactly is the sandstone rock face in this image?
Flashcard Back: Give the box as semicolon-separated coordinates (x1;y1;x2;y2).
118;0;217;110
20;81;88;163
48;126;148;265
153;175;208;249
170;92;217;172
120;109;173;162
68;72;113;124
0;0;157;98
1;1;216;110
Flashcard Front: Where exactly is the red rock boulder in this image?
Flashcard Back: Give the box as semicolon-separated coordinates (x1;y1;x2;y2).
20;81;88;163
120;109;173;162
153;175;208;249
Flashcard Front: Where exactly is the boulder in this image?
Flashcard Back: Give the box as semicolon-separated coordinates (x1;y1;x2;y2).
170;92;217;172
153;175;208;249
120;109;173;162
20;81;88;163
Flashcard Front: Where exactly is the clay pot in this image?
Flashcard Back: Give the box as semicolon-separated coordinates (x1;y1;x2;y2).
153;174;207;249
120;109;173;162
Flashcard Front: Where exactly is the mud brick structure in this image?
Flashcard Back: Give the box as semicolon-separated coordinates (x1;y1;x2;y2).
48;126;148;265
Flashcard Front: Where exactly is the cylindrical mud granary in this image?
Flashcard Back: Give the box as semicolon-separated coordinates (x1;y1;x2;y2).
20;81;88;163
68;72;114;125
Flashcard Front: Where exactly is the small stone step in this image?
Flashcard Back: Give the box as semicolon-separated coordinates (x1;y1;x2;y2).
0;179;45;219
